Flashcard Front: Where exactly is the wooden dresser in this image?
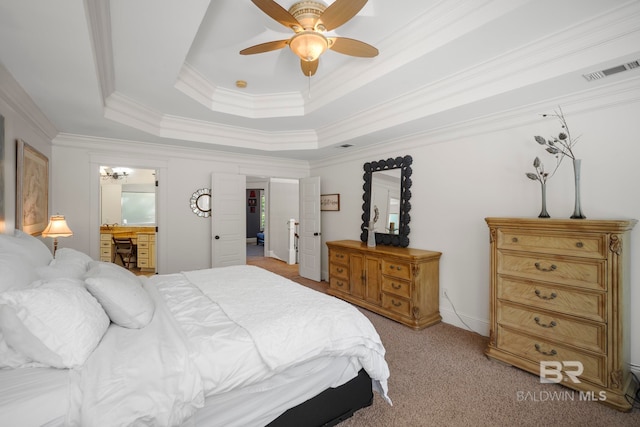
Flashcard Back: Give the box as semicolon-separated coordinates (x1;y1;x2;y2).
326;240;441;330
485;218;637;411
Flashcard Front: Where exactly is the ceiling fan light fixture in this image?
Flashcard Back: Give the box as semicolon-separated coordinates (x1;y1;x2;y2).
289;31;328;62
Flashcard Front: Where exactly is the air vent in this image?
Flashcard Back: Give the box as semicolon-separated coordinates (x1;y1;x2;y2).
583;60;640;81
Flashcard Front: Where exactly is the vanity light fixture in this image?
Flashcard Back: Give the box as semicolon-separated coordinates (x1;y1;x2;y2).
101;166;130;181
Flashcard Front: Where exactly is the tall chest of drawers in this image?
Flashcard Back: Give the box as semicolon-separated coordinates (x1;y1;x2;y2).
326;240;441;330
485;218;637;411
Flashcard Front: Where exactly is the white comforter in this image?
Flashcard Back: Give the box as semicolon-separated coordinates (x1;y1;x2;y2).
69;265;390;426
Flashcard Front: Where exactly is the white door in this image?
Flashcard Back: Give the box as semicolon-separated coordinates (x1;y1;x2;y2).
211;173;246;267
298;176;321;281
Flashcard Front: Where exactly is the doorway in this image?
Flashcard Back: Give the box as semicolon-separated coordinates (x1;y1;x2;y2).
99;166;157;274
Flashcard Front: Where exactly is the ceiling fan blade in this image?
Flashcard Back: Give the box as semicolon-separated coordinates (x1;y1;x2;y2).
329;37;378;57
319;0;367;31
240;39;289;55
301;59;319;76
251;0;301;31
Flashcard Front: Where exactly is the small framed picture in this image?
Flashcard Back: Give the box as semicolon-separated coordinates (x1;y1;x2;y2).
321;194;340;211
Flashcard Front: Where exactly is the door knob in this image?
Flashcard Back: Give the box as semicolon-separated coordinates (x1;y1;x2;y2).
314;232;321;236
215;235;220;240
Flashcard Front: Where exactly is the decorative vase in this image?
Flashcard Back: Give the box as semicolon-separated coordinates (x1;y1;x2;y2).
570;158;586;219
538;182;550;218
367;221;376;247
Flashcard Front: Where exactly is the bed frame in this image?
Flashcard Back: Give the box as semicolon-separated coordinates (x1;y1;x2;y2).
267;369;373;427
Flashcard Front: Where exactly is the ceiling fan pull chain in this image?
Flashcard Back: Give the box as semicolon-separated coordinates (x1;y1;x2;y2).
308;71;312;98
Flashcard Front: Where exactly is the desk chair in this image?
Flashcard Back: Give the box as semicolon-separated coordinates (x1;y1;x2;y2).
112;237;137;269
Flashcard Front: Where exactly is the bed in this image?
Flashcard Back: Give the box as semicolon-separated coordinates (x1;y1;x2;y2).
0;230;390;426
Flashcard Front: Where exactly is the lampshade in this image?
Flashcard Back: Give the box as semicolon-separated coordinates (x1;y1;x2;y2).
289;31;328;62
42;215;73;238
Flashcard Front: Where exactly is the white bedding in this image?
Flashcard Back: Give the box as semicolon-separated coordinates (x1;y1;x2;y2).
65;265;390;426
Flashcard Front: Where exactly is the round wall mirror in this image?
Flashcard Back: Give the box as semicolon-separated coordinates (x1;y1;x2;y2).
190;188;211;217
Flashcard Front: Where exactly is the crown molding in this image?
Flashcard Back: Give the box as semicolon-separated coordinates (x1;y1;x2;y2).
104;90;318;151
175;63;305;118
53;132;310;177
83;0;115;101
0;63;58;140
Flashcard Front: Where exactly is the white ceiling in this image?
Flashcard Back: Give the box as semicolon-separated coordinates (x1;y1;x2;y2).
1;0;640;161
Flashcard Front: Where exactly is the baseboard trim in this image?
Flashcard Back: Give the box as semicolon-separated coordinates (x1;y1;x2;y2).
440;306;489;337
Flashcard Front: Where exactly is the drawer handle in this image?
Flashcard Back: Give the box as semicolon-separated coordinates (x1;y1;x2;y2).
534;317;557;328
336;281;344;287
512;237;518;243
337;254;345;259
534;290;557;300
534;262;556;272
392;300;402;307
389;265;402;271
576;241;584;248
337;268;344;273
534;343;557;356
391;283;402;290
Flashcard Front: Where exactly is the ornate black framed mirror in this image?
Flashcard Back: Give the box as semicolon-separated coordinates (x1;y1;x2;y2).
361;155;412;247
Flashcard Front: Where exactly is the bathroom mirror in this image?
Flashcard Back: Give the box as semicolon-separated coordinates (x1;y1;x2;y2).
361;155;412;247
190;188;211;217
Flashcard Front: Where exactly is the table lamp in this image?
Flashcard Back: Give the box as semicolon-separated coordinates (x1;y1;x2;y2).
42;214;73;255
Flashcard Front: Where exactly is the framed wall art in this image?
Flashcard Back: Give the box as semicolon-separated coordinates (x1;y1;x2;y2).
0;115;4;228
320;194;340;211
16;139;49;235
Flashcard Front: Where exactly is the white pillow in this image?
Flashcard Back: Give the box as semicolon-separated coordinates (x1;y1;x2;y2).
55;247;93;267
36;256;88;280
0;230;53;268
0;250;39;292
0;278;109;368
84;262;155;329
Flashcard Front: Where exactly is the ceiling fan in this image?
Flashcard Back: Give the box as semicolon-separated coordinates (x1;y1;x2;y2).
240;0;378;77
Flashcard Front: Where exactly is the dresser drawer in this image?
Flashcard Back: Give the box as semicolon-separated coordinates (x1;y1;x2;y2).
497;229;606;259
329;277;349;292
497;277;605;322
381;276;411;299
329;263;349;280
497;326;606;386
138;248;149;258
497;301;606;353
100;240;112;248
381;294;411;317
381;259;411;280
100;233;112;241
138;241;149;249
137;234;149;242
497;252;606;291
138;259;149;268
330;250;349;265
